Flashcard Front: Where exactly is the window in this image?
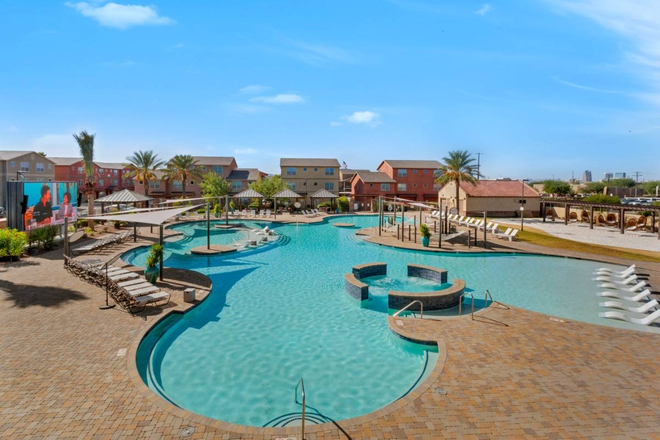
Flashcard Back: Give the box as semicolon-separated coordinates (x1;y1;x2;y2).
286;167;296;176
325;168;334;176
10;161;15;167
369;183;373;187
289;182;297;190
48;163;52;169
423;183;428;188
71;166;74;170
397;169;407;177
303;167;307;171
413;169;417;173
314;167;318;171
424;169;428;174
201;166;207;171
213;166;223;174
232;181;242;190
433;184;441;191
99;179;104;186
397;183;407;191
172;180;182;189
190;180;195;185
36;163;44;172
113;179;118;185
413;183;417;188
20;162;29;171
114;169;117;175
78;167;83;174
99;168;103;174
325;182;334;190
78;179;83;186
314;182;317;186
149;181;160;189
381;183;390;191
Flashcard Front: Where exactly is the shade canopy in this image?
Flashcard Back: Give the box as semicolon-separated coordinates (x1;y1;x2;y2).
83;204;203;226
233;188;264;199
309;189;338;199
160;196;222;205
273;188;302;199
95;189;153;204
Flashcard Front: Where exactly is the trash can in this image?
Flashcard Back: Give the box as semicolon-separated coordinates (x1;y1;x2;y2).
184;288;196;303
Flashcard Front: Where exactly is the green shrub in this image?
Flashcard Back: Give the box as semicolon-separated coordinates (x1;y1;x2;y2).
583;194;620;204
318;201;331;209
582;182;606;194
248;200;260;209
84;227;94;236
543;180;572;195
0;229;28;258
337;196;349;213
76;219;88;228
419;223;431;239
197;208;206;214
146;244;164;269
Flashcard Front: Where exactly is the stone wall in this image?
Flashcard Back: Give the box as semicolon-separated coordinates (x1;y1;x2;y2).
344;274;369;301
407;264;447;284
352;262;387;279
388;279;466;311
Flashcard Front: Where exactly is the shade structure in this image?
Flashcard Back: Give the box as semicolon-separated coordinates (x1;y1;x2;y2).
94;189;153;204
160;196;219;205
309;189;338;199
83;204;203;226
273;188;302;199
233;188;264;199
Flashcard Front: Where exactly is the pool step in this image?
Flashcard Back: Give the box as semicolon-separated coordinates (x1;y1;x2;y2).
262;411;332;428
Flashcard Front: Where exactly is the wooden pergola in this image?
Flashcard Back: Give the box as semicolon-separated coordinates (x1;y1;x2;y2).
541;198;660;240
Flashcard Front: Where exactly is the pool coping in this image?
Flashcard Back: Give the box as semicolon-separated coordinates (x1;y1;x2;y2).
119;217;656;438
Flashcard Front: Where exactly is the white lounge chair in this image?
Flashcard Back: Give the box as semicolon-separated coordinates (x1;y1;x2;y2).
599;309;660;326
259;209;265;217
266;209;271;217
593;275;639;285
594;266;636;278
597;288;652;302
595;264;635;275
470;219;485;228
599;299;658;313
452;216;464;224
479;222;493;231
599;281;647;292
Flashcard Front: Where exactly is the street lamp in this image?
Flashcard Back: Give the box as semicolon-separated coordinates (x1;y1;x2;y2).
520;179;530;231
16;171;25;181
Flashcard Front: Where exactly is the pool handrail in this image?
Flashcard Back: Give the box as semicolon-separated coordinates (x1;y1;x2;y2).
459;292;475;319
294;377;306;439
393;300;424;319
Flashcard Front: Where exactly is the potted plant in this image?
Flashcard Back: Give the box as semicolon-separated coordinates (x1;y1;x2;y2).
420;224;431;247
43;226;57;251
0;229;28;262
27;229;41;256
144;244;163;284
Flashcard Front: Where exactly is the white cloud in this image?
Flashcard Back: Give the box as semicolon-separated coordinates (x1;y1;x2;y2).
234;147;258;155
65;2;175;29
475;3;492;15
250;94;305;104
330;121;344;127
231;104;270;114
239;85;270;94
340;111;382;127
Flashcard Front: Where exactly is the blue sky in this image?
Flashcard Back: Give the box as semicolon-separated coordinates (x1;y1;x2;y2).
0;0;658;181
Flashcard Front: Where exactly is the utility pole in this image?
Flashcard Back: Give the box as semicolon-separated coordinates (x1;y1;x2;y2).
476;152;483;180
633;171;642;197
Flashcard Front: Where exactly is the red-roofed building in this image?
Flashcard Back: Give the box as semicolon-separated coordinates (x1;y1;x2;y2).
350;171;397;211
376;160;442;202
437;179;540;217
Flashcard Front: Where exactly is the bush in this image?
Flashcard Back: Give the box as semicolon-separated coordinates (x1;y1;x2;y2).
582;182;606;194
337;196;349;213
84;227;94;237
419;223;431;239
197;208;206;214
318;201;331;209
248;200;260;209
76;219;88;228
583;194;620;204
606;178;636;188
543;180;572;195
146;244;163;269
0;229;28;258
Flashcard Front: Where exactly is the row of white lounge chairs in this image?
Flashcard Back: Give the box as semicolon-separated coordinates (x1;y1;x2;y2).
64;256;171;313
424;212;520;241
594;265;660;326
72;230;135;255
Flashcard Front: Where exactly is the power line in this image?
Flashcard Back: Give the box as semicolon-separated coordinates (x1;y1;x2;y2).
476;152;483;181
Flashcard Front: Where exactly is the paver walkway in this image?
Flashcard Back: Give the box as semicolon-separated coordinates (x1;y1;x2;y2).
1;227;660;439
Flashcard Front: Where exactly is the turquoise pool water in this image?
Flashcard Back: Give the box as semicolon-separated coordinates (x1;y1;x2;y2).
128;215;650;428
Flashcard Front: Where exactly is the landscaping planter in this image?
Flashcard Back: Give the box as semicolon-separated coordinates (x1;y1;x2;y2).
422;237;430;247
144;267;159;284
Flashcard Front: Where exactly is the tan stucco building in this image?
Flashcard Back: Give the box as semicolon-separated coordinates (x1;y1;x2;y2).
0;151;56;207
280;158;340;205
437;179;540;217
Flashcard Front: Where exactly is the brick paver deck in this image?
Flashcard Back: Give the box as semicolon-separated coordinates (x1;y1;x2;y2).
1;224;660;439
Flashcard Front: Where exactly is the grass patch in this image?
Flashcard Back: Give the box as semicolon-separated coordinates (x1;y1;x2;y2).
499;222;660;263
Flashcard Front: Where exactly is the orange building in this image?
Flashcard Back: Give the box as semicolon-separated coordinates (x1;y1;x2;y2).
376;160;441;202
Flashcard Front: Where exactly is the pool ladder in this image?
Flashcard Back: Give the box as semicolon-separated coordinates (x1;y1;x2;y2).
294;377;306;439
393;300;424;319
459;290;510;320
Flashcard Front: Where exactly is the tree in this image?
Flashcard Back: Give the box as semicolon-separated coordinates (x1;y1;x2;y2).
581;181;606;194
249;175;285;201
606;178;636;188
73;131;96;229
200;172;231;199
642;181;660;196
125;151;165;197
163;154;202;199
543;180;572;195
336;196;349;212
38;151;47;157
434;150;479;207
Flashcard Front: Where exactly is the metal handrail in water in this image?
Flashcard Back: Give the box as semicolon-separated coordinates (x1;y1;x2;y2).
393;300;424;319
294;378;306;439
485;289;510;310
458;292;475;319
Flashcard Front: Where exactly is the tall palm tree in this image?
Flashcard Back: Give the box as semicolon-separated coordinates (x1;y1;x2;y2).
73;131;96;229
163;155;202;199
434;150;480;208
125;151;165;197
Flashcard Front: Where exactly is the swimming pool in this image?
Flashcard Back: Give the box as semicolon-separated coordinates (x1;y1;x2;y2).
127;215;651;428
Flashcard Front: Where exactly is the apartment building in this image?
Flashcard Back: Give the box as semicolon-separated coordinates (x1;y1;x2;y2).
376;160;442;202
227;168;267;194
51;158;132;200
339;169;368;195
437;179;540;217
280;158;340;204
0;151;56;207
350;171;397;211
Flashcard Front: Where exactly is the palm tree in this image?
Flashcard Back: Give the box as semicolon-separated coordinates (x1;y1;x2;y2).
73;131;96;229
125;151;165;197
434;150;480;208
163;155;202;199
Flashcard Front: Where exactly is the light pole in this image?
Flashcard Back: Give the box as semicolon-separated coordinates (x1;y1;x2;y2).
520;179;529;231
